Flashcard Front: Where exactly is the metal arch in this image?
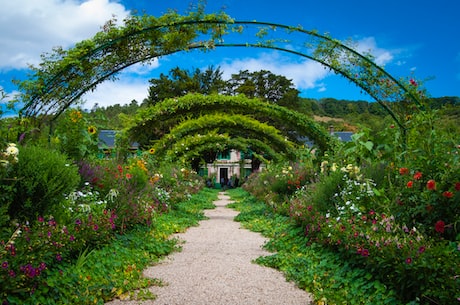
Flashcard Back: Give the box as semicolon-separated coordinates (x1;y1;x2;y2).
20;17;423;132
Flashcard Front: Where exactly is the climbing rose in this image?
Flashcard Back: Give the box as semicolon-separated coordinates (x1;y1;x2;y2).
413;171;422;180
442;191;453;198
435;220;445;233
406;181;413;188
426;180;436;190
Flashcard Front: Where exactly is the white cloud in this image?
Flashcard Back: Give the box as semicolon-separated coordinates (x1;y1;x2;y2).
218;52;330;92
354;37;394;66
0;0;130;70
81;76;150;109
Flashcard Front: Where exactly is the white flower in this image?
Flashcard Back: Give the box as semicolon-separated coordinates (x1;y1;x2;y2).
5;145;19;156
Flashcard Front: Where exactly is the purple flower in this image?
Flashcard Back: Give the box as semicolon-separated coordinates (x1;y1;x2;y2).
93;224;99;231
56;254;62;261
75;219;82;226
39;262;46;271
1;261;8;269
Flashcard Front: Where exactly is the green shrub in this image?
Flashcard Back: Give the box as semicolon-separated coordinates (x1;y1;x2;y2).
8;145;80;221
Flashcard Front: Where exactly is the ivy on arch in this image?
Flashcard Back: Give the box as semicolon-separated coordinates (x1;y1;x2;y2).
161;132;281;164
16;8;425;133
152;113;297;160
128;93;333;152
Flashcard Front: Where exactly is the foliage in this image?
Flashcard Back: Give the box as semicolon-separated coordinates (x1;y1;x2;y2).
52;108;100;160
227;188;401;305
6;145;80;222
152;114;297;162
129;93;333;153
0;188;217;304
242;107;460;304
147;66;227;105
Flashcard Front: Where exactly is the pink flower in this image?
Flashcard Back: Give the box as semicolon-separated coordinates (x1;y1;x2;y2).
406;257;412;264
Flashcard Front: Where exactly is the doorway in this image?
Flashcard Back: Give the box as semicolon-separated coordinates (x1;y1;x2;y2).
219;167;228;187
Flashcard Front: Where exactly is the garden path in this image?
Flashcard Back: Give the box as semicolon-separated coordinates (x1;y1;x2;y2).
106;191;313;305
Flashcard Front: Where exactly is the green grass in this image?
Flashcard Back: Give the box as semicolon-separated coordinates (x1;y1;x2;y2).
227;188;401;305
20;188;219;305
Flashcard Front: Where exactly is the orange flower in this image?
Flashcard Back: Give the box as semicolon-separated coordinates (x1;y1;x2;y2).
426;179;436;190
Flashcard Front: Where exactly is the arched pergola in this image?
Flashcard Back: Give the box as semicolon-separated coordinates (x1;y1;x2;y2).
16;9;425;157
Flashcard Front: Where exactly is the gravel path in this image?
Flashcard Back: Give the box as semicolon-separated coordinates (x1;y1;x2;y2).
106;192;313;305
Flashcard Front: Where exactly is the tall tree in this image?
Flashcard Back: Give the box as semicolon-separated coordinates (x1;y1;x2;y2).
146;66;226;105
226;70;300;106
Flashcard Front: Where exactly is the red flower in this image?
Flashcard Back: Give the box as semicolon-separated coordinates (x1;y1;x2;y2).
455;182;460;191
442;191;453;198
426;179;436;190
406;181;413;188
399;167;409;175
405;257;412;264
413;171;422;180
435;220;445;233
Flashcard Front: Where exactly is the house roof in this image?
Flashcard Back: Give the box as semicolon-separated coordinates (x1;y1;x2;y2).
333;131;354;142
98;130;139;149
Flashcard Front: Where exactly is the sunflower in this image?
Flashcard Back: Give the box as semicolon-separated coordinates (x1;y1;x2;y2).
87;126;97;135
149;148;155;154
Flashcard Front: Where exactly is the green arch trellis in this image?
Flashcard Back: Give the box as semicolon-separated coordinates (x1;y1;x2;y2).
17;10;424;139
151;113;297;159
129;93;332;152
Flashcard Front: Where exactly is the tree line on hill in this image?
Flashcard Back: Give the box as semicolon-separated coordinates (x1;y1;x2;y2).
87;66;460;134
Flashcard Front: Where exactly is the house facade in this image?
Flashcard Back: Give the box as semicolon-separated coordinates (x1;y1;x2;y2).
202;150;260;188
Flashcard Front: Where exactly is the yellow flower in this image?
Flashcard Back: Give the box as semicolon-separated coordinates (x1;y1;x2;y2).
70;110;83;123
149;148;155;154
87;126;97;135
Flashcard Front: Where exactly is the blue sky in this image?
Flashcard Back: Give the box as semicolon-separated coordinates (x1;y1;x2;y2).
1;0;459;112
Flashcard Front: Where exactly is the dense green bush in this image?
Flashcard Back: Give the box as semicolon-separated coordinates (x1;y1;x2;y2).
242;109;460;304
7;145;80;221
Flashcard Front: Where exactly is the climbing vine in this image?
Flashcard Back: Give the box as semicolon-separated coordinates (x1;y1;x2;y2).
128;93;333;152
152;113;296;159
160;132;281;164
